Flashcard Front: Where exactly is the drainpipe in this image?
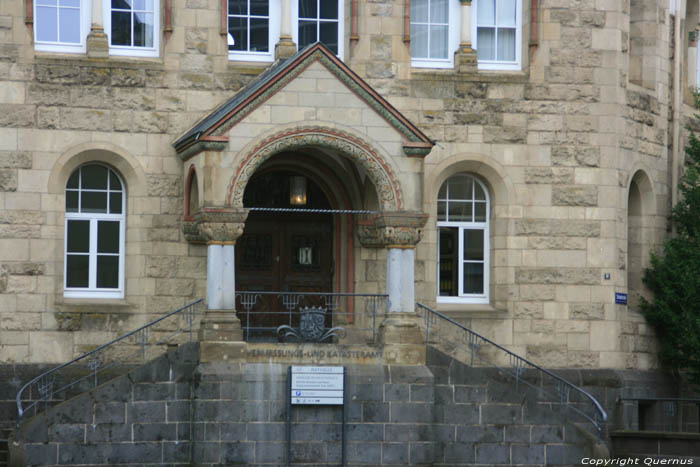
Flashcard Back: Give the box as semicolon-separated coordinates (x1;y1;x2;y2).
672;0;683;213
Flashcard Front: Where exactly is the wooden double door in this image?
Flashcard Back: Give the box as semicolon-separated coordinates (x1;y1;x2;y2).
235;211;333;335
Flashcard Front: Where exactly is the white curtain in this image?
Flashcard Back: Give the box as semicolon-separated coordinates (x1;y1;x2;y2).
497;28;515;61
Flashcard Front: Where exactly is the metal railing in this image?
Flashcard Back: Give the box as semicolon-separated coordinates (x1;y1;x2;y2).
416;303;608;438
235;291;388;343
618;397;700;433
15;299;204;435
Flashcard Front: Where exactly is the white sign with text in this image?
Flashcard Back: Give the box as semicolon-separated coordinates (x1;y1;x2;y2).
291;366;344;405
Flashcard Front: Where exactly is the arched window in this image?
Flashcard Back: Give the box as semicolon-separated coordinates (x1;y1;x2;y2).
437;173;490;304
64;164;125;298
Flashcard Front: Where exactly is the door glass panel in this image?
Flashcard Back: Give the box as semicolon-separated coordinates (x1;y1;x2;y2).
97;256;119;288
438;227;458;296
67;220;90;253
463;263;484;294
463;229;484;261
66;255;89;287
98;221;120;253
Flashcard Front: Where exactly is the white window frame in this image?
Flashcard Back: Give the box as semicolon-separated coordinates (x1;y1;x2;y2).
34;0;90;53
472;0;522;70
104;0;160;57
292;0;345;60
411;0;461;68
410;0;460;69
64;165;126;299
227;0;280;62
436;174;490;305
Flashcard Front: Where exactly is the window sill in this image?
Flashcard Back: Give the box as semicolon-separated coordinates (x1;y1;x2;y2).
436;302;507;319
33;52;165;68
411;66;529;84
56;297;134;311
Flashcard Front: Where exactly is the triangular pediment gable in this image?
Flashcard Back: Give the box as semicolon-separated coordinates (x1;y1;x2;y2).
173;43;434;159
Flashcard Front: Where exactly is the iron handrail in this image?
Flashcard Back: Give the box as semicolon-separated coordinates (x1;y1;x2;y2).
416;302;608;436
15;298;204;433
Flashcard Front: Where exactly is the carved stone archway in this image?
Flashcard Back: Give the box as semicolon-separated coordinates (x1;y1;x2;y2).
226;126;404;211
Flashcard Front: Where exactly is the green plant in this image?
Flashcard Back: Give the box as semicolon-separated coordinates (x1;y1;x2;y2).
641;130;700;387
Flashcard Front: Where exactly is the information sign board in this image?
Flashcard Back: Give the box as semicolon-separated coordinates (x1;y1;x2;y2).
615;292;628;305
290;366;344;405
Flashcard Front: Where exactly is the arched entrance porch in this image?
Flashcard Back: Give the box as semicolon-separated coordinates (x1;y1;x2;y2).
235;150;360;339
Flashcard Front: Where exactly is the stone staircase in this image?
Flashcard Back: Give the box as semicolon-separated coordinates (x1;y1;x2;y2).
8;340;612;466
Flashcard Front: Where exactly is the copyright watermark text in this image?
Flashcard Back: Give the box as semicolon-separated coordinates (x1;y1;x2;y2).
582;458;694;466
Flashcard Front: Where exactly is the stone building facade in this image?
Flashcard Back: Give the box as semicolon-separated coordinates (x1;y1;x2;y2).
0;0;696;375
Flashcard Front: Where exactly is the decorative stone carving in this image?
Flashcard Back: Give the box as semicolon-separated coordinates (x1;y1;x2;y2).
356;211;428;248
182;207;249;244
228;126;403;211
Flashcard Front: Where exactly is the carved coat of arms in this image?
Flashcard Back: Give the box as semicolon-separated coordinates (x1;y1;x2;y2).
277;306;345;343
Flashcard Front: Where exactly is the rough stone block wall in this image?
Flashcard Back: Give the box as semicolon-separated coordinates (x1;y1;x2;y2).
18;345;691;466
10;344;198;467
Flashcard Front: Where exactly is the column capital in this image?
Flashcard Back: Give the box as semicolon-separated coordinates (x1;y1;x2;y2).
183;207;249;244
357;211;428;248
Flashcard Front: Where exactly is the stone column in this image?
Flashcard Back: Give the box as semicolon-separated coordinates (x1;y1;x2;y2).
186;208;248;360
87;0;109;58
357;212;428;364
206;243;236;310
455;0;477;71
275;0;297;59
